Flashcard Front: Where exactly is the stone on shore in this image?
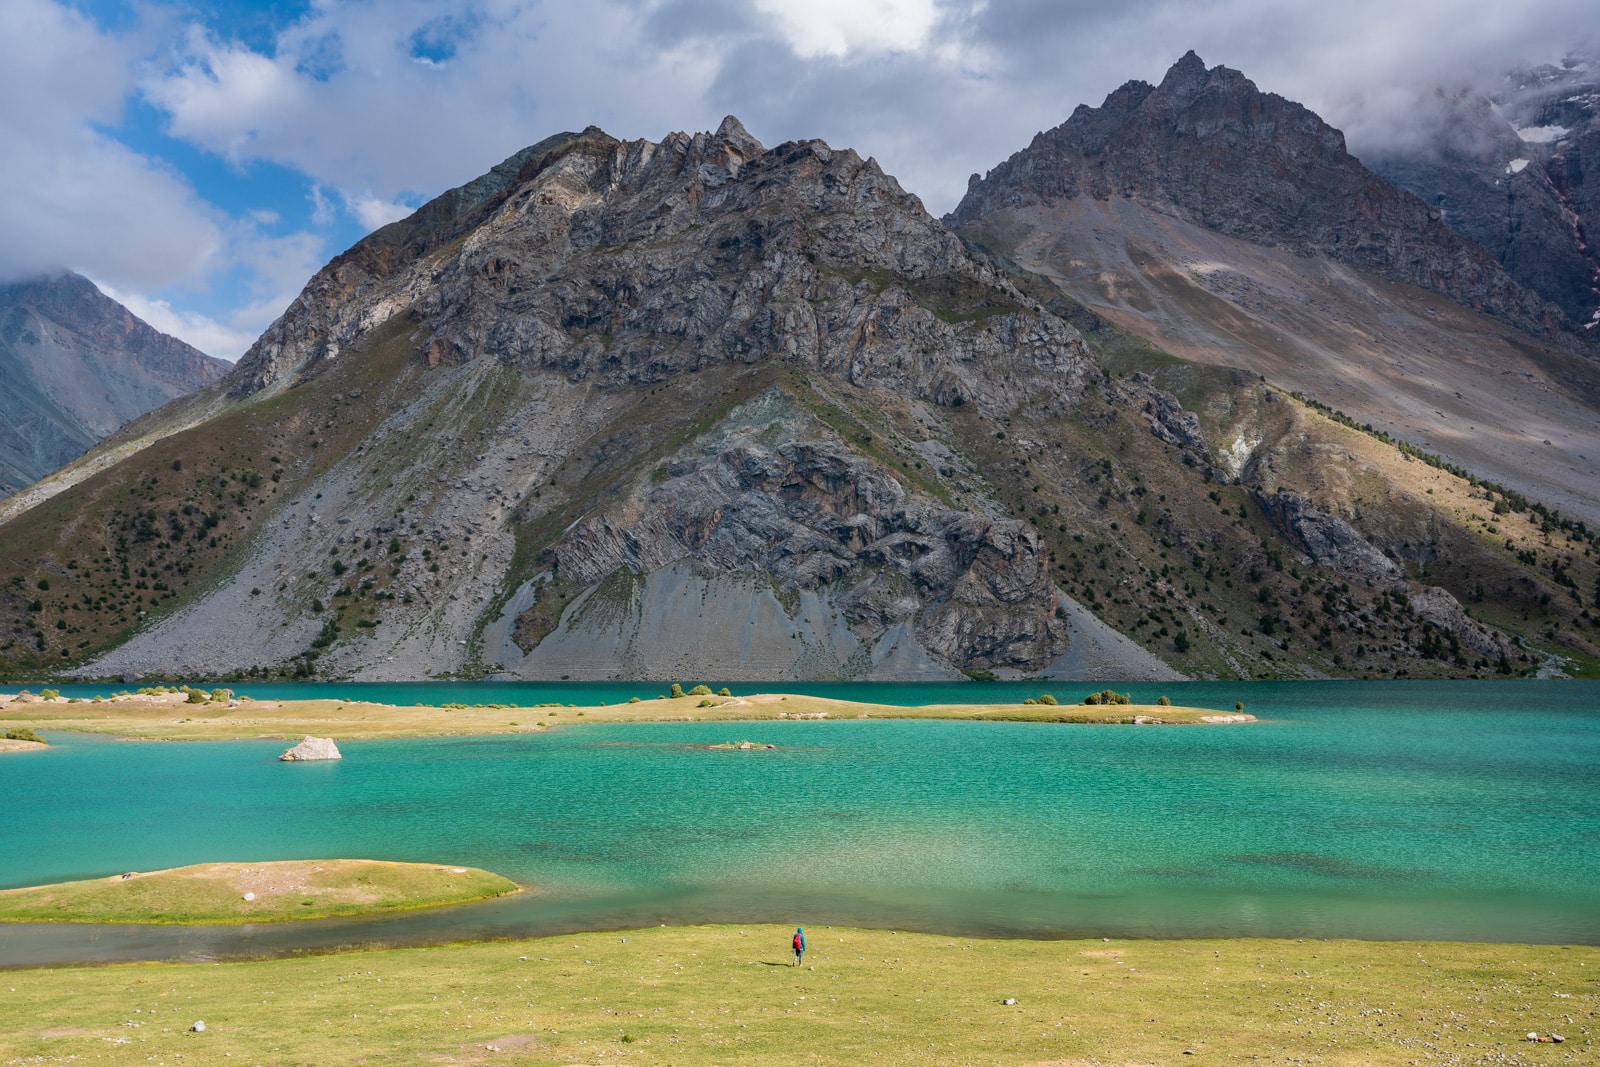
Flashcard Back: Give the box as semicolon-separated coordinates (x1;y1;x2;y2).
278;736;341;761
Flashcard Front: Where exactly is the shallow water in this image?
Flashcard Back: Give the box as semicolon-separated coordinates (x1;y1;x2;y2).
2;681;1598;965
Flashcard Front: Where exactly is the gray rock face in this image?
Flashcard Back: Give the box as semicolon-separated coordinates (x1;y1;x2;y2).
1255;490;1399;585
0;273;228;496
231;117;1094;419
535;391;1066;672
278;736;341;761
947;51;1563;338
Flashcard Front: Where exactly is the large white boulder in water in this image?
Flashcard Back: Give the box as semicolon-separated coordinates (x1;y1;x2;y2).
278;736;341;761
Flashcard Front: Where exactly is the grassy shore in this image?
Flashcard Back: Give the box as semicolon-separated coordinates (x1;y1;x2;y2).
0;689;1251;741
0;925;1591;1064
0;860;519;925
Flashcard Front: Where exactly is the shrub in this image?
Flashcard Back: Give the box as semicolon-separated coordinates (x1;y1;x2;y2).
185;687;208;704
718;687;731;697
1083;693;1100;705
1038;694;1057;706
1235;701;1245;712
1085;689;1130;706
628;696;641;704
1023;697;1037;705
688;684;713;696
670;683;685;698
4;728;45;744
698;699;715;707
1157;695;1172;707
211;688;233;702
39;689;60;700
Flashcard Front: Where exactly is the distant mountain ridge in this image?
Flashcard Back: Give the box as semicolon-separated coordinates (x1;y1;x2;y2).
0;273;228;496
947;50;1565;339
1365;55;1600;333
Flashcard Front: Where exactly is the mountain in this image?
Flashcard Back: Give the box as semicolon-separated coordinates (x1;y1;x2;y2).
1364;56;1600;334
946;52;1600;530
0;273;228;498
0;117;1595;683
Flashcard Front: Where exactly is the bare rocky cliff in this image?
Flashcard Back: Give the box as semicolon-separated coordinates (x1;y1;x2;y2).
948;51;1564;339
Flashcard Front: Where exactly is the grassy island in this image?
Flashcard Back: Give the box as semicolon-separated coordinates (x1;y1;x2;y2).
0;859;519;925
0;688;1253;741
0;925;1591;1064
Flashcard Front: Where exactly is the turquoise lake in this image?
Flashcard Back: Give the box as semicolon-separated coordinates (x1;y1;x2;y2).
2;681;1598;964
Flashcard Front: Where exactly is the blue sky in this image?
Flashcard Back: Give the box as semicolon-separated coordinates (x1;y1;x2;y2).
1;0;1590;359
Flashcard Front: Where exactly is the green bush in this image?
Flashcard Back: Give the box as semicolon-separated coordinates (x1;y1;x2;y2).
1157;695;1172;707
628;696;641;704
1084;689;1131;706
698;699;715;707
1038;694;1057;706
4;728;45;744
211;688;233;702
688;684;713;696
39;689;60;701
1235;701;1245;712
1022;697;1037;705
718;688;731;697
670;683;685;698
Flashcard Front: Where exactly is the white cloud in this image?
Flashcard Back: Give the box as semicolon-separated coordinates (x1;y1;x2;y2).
0;0;223;288
752;0;939;59
343;191;415;231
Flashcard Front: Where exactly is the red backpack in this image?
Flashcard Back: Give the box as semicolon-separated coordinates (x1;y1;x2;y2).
793;932;803;951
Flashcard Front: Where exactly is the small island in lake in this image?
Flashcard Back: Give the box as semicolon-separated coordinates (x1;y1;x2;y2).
0;687;1254;741
0;859;519;925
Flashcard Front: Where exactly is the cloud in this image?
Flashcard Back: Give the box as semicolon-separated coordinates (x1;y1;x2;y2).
752;0;940;59
343;192;415;231
0;0;222;287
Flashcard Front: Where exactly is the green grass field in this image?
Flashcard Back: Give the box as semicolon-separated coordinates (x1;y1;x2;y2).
0;860;518;925
1;925;1592;1064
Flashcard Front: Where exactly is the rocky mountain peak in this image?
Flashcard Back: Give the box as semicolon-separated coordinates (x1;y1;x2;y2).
230;117;1087;415
948;52;1562;338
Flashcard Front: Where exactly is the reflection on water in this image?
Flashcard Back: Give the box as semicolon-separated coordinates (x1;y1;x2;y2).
2;681;1599;965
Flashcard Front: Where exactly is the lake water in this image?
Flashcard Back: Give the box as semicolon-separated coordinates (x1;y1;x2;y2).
2;681;1598;965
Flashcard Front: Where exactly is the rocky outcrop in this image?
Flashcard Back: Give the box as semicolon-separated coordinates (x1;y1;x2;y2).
278;736;341;761
947;51;1563;338
531;391;1067;674
0;273;228;495
1255;489;1516;660
1255;490;1399;586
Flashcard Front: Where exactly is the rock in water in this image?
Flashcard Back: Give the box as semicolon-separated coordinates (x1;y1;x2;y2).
278;736;341;761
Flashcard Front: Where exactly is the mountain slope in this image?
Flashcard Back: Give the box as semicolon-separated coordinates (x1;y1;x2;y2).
1;119;1595;681
0;273;229;497
947;53;1600;530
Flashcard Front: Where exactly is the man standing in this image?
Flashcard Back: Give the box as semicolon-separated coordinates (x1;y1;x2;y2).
792;926;806;966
